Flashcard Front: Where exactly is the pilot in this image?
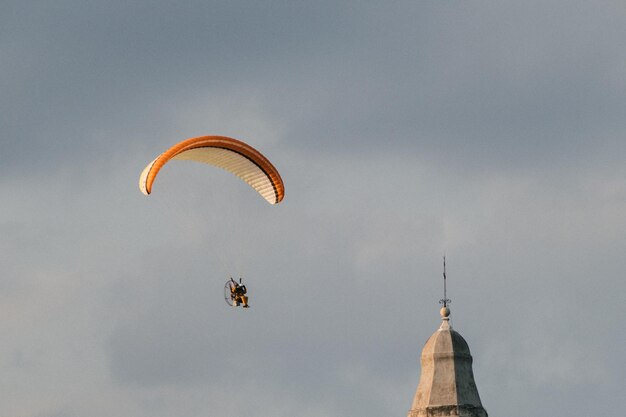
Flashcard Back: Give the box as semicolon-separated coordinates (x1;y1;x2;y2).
230;278;249;308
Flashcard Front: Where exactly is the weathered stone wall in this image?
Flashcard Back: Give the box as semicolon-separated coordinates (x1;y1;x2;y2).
408;404;488;417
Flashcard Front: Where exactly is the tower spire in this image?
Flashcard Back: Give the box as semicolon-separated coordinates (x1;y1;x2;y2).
407;258;488;417
439;256;451;308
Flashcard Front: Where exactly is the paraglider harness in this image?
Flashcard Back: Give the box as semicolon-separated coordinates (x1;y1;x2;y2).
227;277;249;308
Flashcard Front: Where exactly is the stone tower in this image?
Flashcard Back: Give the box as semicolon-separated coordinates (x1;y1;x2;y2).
407;306;488;417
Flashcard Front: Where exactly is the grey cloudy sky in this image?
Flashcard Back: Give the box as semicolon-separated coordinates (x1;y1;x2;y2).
1;1;625;416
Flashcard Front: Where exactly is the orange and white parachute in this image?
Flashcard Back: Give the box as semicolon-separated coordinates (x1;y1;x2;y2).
139;135;284;204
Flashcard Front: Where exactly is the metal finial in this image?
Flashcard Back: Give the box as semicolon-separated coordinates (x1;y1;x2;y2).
439;256;451;308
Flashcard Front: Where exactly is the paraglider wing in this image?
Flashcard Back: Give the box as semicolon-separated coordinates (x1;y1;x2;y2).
139;136;285;204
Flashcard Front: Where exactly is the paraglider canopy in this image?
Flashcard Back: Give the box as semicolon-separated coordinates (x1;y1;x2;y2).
139;135;285;204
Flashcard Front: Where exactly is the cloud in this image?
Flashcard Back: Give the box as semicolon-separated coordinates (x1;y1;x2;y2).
1;2;625;417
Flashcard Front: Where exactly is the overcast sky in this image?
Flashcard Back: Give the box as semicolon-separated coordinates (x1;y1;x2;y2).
1;1;625;416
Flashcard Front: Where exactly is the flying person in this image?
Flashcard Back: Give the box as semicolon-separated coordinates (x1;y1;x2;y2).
229;277;249;308
140;136;285;310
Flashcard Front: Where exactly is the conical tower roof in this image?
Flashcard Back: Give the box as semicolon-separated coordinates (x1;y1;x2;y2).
407;307;488;417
